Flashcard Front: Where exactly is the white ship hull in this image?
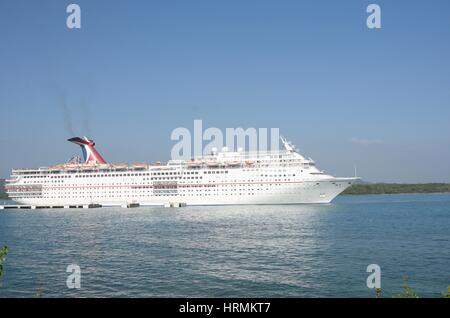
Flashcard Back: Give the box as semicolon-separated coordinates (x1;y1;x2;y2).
6;136;359;207
12;178;356;206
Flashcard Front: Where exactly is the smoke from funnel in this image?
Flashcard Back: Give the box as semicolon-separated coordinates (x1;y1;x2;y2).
48;72;95;138
80;97;91;136
60;95;75;137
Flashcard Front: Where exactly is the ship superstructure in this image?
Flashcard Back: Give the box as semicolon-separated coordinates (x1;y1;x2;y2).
5;137;358;206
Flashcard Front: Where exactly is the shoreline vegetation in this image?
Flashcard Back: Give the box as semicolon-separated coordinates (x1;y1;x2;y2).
1;179;450;199
343;183;450;195
0;179;6;200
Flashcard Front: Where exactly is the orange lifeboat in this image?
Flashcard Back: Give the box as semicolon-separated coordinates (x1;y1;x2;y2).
188;160;202;167
226;161;241;167
206;161;220;167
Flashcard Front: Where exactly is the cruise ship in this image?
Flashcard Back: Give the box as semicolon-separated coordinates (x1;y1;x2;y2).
4;137;359;206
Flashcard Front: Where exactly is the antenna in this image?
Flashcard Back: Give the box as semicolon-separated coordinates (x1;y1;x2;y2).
280;135;295;152
354;165;357;178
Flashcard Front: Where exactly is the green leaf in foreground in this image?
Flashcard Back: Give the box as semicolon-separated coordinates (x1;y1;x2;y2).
0;245;9;286
34;287;44;298
392;276;419;298
443;286;450;298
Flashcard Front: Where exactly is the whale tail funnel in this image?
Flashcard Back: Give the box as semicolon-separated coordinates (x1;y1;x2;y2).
68;137;107;164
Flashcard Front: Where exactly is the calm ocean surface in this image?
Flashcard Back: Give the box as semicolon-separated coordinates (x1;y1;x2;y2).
0;194;449;298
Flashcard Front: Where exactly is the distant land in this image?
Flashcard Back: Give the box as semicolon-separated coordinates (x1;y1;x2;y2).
1;179;450;201
0;178;6;199
343;183;450;195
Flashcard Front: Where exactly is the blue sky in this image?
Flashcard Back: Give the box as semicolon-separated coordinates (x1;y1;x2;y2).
1;0;450;182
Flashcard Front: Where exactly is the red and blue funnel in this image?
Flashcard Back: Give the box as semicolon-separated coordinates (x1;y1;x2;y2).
68;137;107;164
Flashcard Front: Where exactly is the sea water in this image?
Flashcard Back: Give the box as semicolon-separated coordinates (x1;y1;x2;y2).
0;194;449;297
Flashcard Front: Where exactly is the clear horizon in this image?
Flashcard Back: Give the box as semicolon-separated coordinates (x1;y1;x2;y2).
1;0;450;183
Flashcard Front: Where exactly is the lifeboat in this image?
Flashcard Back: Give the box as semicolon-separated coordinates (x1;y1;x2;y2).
226;161;241;167
61;164;80;169
112;164;128;169
187;160;202;167
245;160;254;166
206;161;220;167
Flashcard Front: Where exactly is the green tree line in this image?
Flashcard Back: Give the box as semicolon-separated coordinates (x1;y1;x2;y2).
0;179;6;200
343;183;450;195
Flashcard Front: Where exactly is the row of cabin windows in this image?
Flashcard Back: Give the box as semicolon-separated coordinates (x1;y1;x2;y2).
18;183;320;199
20;167;303;180
20;166;303;180
23;171;202;179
